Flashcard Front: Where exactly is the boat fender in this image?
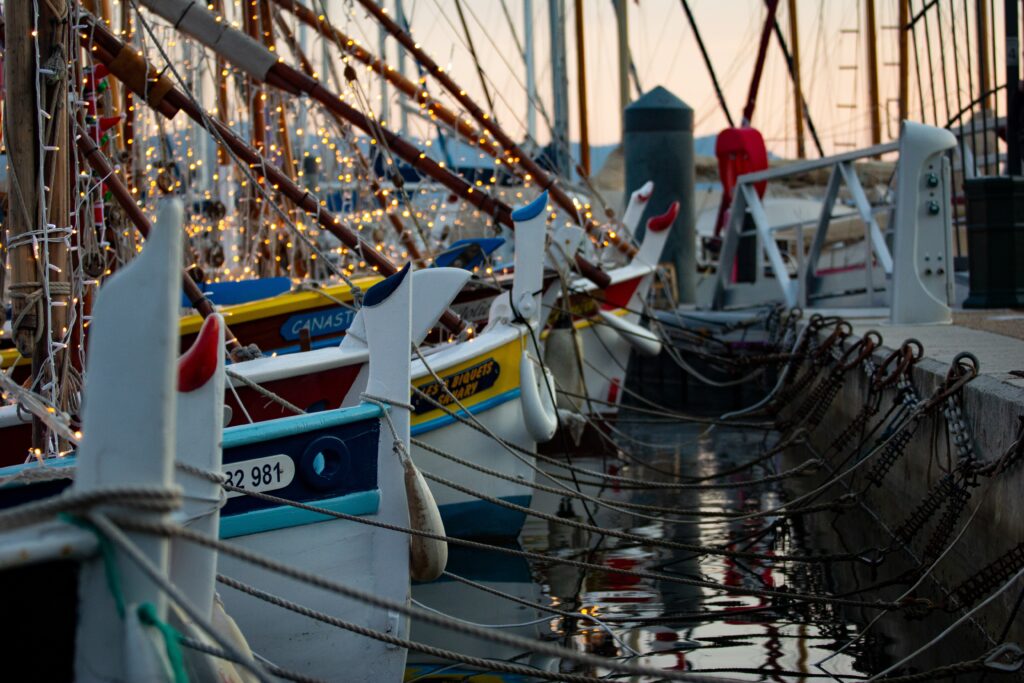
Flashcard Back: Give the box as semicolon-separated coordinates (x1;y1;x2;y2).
170;599;255;683
404;457;448;582
597;310;662;357
519;351;558;443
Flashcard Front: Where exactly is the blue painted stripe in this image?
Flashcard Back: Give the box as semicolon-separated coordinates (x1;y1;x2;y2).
267;333;350;357
219;488;380;538
510;190;548;222
437;495;532;539
410;388;520;437
223;403;385;448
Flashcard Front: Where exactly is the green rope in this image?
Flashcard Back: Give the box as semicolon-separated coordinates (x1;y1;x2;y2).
138;602;189;683
61;513;125;617
61;514;190;683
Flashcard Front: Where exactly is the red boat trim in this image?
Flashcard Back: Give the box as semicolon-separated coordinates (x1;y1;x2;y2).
648;201;679;233
178;316;220;393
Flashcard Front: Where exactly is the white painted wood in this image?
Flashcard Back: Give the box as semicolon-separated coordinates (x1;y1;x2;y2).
510;192;549;325
340;267;470;352
598;310;662;357
171;313;226;620
621;179;654;235
73;199;184;681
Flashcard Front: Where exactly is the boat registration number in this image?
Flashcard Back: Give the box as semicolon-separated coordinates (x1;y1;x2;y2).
223;454;295;499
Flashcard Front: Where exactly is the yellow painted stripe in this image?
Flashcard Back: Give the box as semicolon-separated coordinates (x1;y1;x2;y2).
179;275;382;335
2;276;383;369
411;336;522;426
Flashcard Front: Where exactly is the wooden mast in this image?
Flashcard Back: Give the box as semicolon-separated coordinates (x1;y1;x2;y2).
5;0;73;450
615;0;630;117
574;0;591;176
865;0;882;146
898;0;909;123
977;0;992;112
786;0;806;158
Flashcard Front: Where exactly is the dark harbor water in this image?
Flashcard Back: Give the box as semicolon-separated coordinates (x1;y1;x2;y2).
406;420;994;682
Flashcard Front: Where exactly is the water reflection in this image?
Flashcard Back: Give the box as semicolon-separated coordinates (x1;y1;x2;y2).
407;423;886;681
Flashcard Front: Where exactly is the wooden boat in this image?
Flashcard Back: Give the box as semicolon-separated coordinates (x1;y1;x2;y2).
0;201;255;680
219;193;558;539
0;201;432;681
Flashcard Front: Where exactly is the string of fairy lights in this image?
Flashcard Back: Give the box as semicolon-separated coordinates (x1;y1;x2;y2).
1;0;624;458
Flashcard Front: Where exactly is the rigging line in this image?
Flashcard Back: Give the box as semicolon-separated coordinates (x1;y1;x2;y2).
820;460;997;670
867;570;1023;680
769;7;826;157
944;0;968;176
679;0;737;129
908;0;928;124
452;0;496;116
192;482;903;610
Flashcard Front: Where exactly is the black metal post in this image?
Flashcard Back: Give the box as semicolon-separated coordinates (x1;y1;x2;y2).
1006;0;1020;174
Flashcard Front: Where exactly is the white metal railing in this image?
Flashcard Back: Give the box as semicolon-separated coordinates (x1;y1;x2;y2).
704;122;958;324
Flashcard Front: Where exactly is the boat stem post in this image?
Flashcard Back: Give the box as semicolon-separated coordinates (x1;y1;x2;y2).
623;87;695;302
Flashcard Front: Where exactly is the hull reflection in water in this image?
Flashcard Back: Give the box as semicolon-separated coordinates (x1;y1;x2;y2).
407;544;559;681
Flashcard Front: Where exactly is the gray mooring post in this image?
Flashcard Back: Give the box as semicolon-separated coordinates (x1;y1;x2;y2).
624;86;696;302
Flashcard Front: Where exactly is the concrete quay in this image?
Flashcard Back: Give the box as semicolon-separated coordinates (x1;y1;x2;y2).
794;314;1024;654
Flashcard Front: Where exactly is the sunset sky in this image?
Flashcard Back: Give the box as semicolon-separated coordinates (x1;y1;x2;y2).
309;0;997;159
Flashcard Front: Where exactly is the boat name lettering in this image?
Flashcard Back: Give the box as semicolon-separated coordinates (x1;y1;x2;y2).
281;307;356;341
224;454;296;498
412;358;501;414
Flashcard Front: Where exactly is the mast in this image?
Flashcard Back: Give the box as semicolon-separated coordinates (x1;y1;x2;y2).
786;0;806;158
899;0;909;122
548;0;571;176
573;0;591;176
4;0;72;450
615;0;631;117
865;0;882;146
524;0;538;141
976;0;992;112
378;0;390;126
395;0;410;136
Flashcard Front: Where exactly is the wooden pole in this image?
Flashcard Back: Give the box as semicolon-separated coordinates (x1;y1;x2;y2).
899;0;910;123
615;0;630;117
573;0;591;176
977;0;992;112
548;0;571;177
213;0;230;167
5;0;72;448
865;0;882;146
786;0;806;158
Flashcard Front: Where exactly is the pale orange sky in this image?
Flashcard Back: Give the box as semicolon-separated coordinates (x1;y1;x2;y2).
309;0;995;158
